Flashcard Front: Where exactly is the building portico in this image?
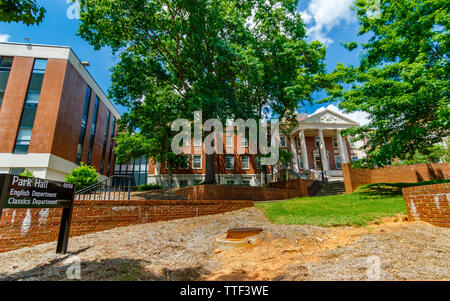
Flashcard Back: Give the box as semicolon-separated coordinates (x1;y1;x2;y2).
289;109;361;179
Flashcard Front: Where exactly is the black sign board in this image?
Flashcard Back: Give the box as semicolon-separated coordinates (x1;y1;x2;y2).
0;174;75;254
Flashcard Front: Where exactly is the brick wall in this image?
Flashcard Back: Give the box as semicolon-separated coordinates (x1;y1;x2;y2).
342;163;450;193
175;184;306;201
268;179;316;196
402;183;450;228
0;199;253;253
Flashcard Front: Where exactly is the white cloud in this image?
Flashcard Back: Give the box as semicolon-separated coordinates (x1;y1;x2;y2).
0;34;10;42
301;0;355;45
313;104;370;125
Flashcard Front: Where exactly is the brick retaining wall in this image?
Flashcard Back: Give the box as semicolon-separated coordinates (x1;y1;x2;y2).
175;184;307;201
343;163;450;193
268;179;316;196
402;183;450;228
0;199;253;253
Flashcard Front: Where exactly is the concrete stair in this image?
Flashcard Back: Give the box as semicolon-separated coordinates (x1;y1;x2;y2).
315;181;346;196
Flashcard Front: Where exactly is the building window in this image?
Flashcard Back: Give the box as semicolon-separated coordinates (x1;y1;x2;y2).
86;97;99;165
298;156;303;169
192;155;202;169
280;136;287;147
179;154;189;169
9;168;25;175
352;156;358;162
107;118;116;175
226;180;234;185
194;179;202;186
13;59;47;154
0;56;13;107
225;155;234;169
241;155;249;169
335;157;342;169
76;86;91;165
256;156;261;169
241;136;248;148
332;138;338;148
349;137;356;148
100;110;111;173
242;180;251;186
226;134;233;147
179;180;188;187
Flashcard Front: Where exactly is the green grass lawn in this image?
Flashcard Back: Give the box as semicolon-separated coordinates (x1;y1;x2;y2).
255;179;450;227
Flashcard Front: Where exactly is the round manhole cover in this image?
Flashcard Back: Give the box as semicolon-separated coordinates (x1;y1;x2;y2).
226;227;263;240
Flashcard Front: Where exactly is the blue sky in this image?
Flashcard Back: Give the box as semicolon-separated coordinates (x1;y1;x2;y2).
0;0;369;123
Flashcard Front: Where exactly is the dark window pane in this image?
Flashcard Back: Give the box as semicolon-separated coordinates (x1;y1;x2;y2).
13;59;47;154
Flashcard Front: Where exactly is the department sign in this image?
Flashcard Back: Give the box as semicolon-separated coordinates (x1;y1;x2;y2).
0;174;74;209
0;174;76;254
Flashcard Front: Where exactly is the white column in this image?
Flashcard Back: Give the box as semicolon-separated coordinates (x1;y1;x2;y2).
290;135;299;172
337;130;349;163
318;129;330;171
299;129;309;170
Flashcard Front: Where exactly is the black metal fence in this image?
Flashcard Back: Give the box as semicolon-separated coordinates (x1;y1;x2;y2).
74;175;133;201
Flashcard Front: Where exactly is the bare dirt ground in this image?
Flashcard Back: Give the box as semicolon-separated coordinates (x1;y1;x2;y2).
0;208;448;281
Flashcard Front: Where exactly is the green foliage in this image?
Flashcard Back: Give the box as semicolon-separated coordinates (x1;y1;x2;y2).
326;0;450;168
393;144;449;165
19;169;35;178
136;184;163;191
279;148;293;166
0;0;45;25
65;162;99;191
76;0;328;182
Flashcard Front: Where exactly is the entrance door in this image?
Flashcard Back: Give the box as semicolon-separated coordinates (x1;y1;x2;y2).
314;156;323;170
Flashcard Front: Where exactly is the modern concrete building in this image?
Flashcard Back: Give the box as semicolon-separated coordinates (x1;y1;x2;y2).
148;108;366;187
0;42;120;181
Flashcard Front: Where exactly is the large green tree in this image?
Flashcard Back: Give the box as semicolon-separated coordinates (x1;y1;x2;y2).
0;0;45;25
77;0;328;184
327;0;449;167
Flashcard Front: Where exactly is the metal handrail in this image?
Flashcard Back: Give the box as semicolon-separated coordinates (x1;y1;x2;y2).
75;175;133;201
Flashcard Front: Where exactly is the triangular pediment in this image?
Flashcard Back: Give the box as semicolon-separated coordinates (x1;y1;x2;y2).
301;109;359;125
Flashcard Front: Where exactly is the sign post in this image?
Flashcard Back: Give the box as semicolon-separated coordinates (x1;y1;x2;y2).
0;174;75;254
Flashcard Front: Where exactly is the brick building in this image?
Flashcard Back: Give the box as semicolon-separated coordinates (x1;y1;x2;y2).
0;42;120;181
148;108;366;187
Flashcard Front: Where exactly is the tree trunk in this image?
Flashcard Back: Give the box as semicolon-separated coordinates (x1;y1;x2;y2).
203;153;216;184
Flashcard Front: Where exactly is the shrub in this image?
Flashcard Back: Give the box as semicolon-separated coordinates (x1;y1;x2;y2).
136;184;162;191
19;169;35;178
65;162;99;191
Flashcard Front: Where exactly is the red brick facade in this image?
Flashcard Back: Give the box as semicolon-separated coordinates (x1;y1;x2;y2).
342;163;450;193
0;46;119;177
403;183;450;228
175;184;309;201
0;199;253;253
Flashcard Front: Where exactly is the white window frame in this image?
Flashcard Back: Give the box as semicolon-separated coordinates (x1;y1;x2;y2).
334;156;342;170
241;155;250;170
226;134;233;148
225;155;234;170
332;138;338;148
241;136;248;148
192;155;202;169
298;155;303;169
280;136;287;147
349;137;356;148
